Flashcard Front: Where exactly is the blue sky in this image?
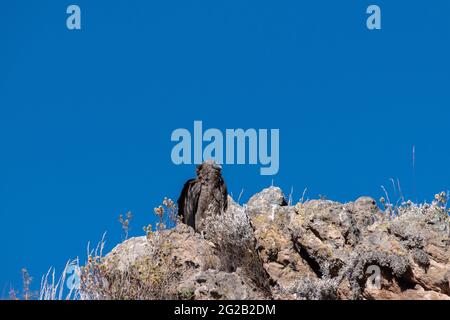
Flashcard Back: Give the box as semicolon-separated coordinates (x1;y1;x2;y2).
1;0;449;296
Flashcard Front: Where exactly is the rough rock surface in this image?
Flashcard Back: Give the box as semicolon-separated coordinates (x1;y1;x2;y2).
99;187;450;300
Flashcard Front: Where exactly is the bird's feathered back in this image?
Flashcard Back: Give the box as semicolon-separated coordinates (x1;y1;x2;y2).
177;178;200;227
177;161;228;231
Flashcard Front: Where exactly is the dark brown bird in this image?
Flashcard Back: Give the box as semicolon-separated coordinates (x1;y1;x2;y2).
177;160;228;232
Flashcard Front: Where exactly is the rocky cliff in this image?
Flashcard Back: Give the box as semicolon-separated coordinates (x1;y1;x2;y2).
83;187;450;300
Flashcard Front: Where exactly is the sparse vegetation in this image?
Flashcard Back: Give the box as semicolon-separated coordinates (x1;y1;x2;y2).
39;260;81;300
203;201;271;295
178;287;195;300
79;236;182;300
118;211;133;240
144;197;179;236
78;198;181;300
6;268;37;300
287;277;339;300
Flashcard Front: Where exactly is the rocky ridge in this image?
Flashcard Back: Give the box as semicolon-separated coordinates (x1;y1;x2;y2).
97;187;450;300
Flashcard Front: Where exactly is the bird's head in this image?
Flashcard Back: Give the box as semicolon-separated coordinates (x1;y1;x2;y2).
196;159;222;176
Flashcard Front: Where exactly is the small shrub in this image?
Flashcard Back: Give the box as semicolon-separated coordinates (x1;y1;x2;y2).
203;203;271;294
178;288;195;300
287;277;339;300
144;197;179;237
118;211;133;240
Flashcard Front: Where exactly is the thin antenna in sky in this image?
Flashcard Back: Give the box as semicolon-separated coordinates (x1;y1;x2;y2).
412;145;417;201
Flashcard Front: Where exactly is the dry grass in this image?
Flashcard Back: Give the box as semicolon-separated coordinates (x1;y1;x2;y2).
39;260;81;300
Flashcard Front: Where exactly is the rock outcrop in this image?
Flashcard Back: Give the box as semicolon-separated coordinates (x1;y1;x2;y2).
94;187;450;300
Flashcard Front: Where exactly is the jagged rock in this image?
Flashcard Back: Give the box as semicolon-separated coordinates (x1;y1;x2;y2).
104;224;220;274
95;187;450;300
246;186;287;217
178;269;266;300
248;188;315;288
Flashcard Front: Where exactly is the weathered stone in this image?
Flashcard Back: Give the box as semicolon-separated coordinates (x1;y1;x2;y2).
97;187;450;300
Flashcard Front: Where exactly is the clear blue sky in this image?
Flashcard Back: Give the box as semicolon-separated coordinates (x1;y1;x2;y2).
1;0;449;296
